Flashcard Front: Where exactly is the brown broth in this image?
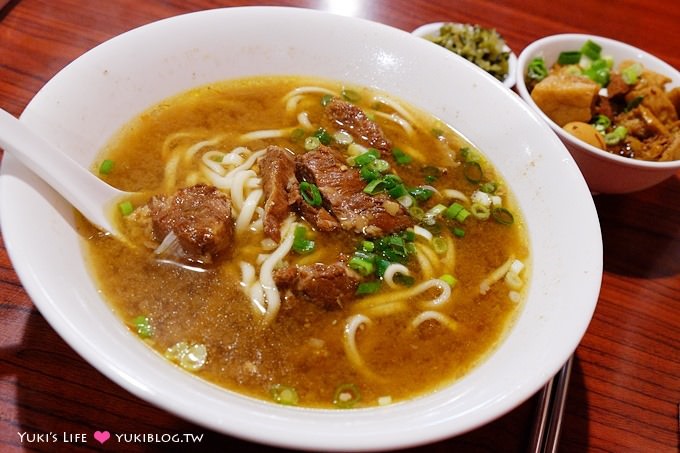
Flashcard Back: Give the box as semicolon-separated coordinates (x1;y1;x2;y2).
78;75;529;408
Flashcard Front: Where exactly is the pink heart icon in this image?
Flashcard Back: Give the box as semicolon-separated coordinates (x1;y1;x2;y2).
94;431;111;444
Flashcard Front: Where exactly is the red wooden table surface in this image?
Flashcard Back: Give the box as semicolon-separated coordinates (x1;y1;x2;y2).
0;1;678;452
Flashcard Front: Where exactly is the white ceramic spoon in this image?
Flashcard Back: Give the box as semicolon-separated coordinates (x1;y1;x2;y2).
0;108;130;237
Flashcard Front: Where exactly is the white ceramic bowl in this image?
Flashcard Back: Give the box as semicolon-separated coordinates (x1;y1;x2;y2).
412;22;517;89
516;33;680;194
0;7;601;451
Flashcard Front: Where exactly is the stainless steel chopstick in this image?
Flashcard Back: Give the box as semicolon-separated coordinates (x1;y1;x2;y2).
529;355;574;453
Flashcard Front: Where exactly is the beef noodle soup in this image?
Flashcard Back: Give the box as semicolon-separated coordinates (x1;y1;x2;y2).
77;75;530;408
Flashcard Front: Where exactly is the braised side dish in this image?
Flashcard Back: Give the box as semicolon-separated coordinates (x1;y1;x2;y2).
526;40;680;161
79;76;529;408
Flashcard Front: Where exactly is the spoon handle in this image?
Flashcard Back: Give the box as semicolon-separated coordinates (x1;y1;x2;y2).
0;108;124;234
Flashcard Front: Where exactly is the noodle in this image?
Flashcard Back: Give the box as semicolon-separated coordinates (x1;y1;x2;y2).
343;314;384;381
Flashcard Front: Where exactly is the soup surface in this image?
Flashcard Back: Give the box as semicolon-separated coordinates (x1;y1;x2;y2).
78;75;529;408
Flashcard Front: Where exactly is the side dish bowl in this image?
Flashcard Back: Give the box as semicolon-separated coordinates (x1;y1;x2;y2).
516;33;680;194
412;22;517;89
0;8;601;451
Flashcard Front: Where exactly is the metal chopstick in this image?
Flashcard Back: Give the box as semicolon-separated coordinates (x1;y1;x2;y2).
529;355;574;453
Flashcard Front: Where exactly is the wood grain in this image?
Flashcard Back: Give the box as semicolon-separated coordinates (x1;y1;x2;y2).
0;0;678;452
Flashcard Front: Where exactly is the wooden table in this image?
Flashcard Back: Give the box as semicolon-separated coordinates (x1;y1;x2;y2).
1;1;677;452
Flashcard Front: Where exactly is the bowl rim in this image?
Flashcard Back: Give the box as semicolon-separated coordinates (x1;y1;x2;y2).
515;33;680;170
411;21;517;89
0;7;602;451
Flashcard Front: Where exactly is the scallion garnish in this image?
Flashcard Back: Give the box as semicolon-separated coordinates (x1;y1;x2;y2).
439;274;458;286
557;51;581;65
492;207;514;225
99;159;114;175
304;136;321;151
333;383;361;408
356;281;381;295
118;200;134;216
270;384;299;406
320;94;334;106
621;62;643;85
580;39;602;60
292;225;315;254
290;128;305;142
392;147;413;165
348;253;375;276
354;148;380;167
132;315;153;338
341;88;361;103
527;57;548;81
299;181;322;207
313;127;333;145
603;126;628;145
463;161;483;183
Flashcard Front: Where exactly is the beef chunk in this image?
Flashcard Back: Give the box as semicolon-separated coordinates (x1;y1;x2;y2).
325;98;391;154
259;146;300;242
260;145;339;237
273;263;361;310
296;146;413;237
148;184;234;265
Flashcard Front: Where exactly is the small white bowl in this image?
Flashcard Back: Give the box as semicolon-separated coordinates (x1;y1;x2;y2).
0;8;601;451
412;22;517;89
516;33;680;194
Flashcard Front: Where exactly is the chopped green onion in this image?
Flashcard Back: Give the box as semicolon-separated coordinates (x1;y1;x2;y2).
361;240;375;252
341;88;361;103
604;126;628;145
392;147;413;165
409;206;425;221
333;383;361;408
354;148;380;167
299;181;322;206
470;202;491;220
463;161;483;183
422;165;441;183
290;128;305;142
439;274;458;286
320;94;334;106
592;114;611;133
363;178;386;195
479;181;498;194
621;62;643;85
527;57;548;81
313;127;333;145
492;207;514;225
394;273;415;286
119;200;134;216
582;58;610;86
409;186;434;202
443;202;470;222
423;203;447;225
624;96;643;112
270;384;299;406
388;183;409;199
452;227;465;238
356;281;381;295
348;254;375;276
368;158;390;173
375;258;391;278
432;237;448;254
580;40;602;60
557;51;581;65
292;225;315;254
99;159;114;175
304;136;321;151
334;130;354;145
360;165;381;182
132;315;153;339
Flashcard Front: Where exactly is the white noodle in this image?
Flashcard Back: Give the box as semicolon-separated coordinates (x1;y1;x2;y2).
383;263;411;289
442;189;469;203
410;311;459;332
236;189;263;234
353;278;452;312
343;314;383;381
239;129;289;142
371;94;417;124
371;111;415;137
479;255;516;295
413;225;433;242
283;86;336;102
297;111;313;130
239;261;256;287
259;221;296;325
229;169;257;211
